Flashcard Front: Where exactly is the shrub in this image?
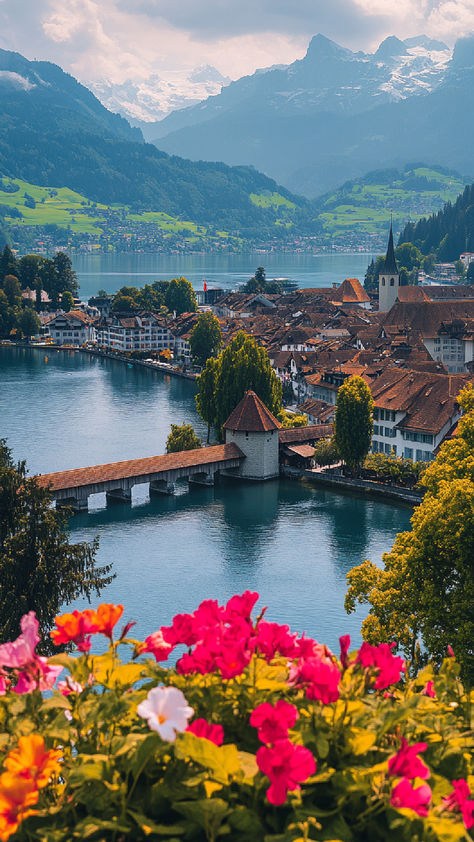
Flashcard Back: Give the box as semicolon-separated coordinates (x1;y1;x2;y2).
0;596;472;841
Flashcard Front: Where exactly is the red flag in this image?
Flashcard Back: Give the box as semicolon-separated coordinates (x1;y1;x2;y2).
203;281;207;291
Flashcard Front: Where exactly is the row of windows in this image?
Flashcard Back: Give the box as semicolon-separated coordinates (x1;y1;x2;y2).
402;431;433;444
380;277;396;286
373;425;397;438
373;409;396;422
372;441;397;455
403;448;433;462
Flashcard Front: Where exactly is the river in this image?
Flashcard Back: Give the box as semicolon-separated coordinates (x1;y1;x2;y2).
0;346;412;650
73;251;372;299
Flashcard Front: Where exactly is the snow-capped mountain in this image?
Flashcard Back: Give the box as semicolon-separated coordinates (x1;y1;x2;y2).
89;65;230;126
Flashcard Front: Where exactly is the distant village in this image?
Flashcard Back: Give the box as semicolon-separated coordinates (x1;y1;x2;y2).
36;229;474;466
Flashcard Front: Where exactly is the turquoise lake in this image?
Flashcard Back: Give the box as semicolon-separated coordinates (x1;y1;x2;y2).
0;346;412;651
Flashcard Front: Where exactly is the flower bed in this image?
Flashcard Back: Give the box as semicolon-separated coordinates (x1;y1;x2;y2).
0;595;472;841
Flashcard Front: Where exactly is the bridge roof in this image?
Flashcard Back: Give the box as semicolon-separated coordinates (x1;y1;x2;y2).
36;443;244;492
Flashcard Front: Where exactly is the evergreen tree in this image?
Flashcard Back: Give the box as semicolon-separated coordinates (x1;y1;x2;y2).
0;440;113;653
334;375;373;473
189;312;222;366
196;357;218;443
60;291;75;312
0;245;17;282
166;424;201;453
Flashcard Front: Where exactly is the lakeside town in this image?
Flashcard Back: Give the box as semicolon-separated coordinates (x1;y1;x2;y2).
16;229;472;470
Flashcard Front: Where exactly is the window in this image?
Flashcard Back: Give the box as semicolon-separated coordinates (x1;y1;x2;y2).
373;425;379;435
382;278;386;286
380;409;385;420
404;447;413;459
392;445;397;456
390;277;394;286
373;408;379;420
385;444;391;454
416;449;423;462
385;427;390;437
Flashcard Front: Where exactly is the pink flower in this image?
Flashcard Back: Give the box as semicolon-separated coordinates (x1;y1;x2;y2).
176;645;215;676
255;621;299;661
390;778;431;817
0;612;40;669
138;631;173;662
294;634;321;659
443;780;474;830
289;656;340;704
250;700;298;744
57;676;83;696
339;635;351;670
388;738;430;781
422;681;436;698
193;599;226;635
447;645;455;657
161;613;197;647
256;739;316;806
186;718;224;746
356;642;405;690
225;591;259;621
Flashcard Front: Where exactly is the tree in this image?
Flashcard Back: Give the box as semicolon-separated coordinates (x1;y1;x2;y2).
190;312;222;366
19;306;40;339
255;266;266;285
0;440;113;653
334;375;373;473
313;437;340;467
205;331;282;435
61;291;75;312
53;252;78;297
112;294;137;312
18;254;44;289
166;424;201;453
0;245;17;282
2;275;22;308
164;278;197;315
196;356;219;443
345;384;474;682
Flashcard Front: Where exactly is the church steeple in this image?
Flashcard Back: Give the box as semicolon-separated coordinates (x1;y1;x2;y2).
382;224;398;275
378;223;400;312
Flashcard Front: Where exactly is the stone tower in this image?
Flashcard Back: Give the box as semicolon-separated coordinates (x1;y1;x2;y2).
223;390;281;480
378;224;400;312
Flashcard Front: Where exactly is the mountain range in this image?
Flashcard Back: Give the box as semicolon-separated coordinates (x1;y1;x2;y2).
0;49;313;244
149;34;474;197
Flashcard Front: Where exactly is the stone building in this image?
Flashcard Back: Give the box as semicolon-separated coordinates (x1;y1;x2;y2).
378;225;400;312
223;391;281;480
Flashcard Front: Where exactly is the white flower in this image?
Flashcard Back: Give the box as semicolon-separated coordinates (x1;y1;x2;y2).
137;686;194;741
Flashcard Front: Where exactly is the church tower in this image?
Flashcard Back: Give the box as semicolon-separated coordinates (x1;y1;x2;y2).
378;224;400;312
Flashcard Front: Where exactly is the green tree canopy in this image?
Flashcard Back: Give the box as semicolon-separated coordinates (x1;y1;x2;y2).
19;306;40;338
2;274;22;308
196;331;282;437
334;375;373;472
195;356;218;443
165;277;197;315
345;384;474;682
189;311;222;366
166;423;201;453
17;254;44;289
0;245;17;282
0;440;113;653
61;290;75;312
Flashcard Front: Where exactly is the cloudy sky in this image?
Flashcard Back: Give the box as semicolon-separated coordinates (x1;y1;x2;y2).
0;0;472;84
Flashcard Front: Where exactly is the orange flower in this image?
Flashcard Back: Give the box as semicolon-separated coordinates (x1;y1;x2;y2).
50;609;100;651
0;773;38;842
5;735;62;788
95;604;124;639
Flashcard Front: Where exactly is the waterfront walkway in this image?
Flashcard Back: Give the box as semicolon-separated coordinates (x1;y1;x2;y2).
37;443;244;511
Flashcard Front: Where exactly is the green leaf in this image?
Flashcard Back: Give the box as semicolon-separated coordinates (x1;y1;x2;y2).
129;733;163;778
41;694;72;711
128;809;186;836
237;751;258;783
173;798;229;833
175;732;241;784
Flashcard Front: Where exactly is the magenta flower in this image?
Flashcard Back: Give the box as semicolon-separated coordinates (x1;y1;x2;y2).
214;642;251;679
186;718;224;746
257;739;316;805
443;779;474;830
390;777;431;817
255;620;299;661
422;680;436;698
225;591;259;621
289;656;341;704
388;738;430;780
161;613;197;647
339;634;351;669
250;700;298;744
357;642;405;689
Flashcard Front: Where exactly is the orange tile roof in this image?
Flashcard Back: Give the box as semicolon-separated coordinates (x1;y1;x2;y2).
37;443;244;492
223;391;281;432
278;424;333;443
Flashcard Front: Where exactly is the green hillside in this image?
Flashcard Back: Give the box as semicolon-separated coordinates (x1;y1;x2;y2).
399;181;474;260
313;166;468;242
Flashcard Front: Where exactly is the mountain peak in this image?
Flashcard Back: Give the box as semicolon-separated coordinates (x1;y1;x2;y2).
375;36;408;60
404;35;448;51
305;34;351;62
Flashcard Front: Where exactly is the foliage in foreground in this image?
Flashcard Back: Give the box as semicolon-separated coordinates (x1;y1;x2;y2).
166;424;202;453
345;384;474;683
0;595;472;842
0;440;112;653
